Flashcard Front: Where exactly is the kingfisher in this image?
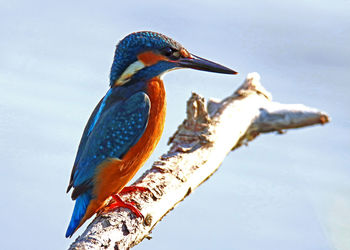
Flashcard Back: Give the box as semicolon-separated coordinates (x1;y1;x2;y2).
65;31;237;238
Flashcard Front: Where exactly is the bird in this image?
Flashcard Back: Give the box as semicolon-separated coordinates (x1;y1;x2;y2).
65;31;237;238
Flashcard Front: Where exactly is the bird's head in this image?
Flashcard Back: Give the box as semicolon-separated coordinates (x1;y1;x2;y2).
110;31;237;87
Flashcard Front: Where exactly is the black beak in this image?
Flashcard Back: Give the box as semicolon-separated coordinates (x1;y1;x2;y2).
178;54;238;75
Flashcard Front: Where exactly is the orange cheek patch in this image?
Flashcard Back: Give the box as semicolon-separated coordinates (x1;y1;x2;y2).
138;51;167;66
180;48;192;58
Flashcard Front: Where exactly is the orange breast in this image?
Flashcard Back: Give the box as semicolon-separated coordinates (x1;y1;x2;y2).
80;78;167;225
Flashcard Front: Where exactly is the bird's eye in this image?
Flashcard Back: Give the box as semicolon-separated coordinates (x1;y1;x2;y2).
161;47;182;60
162;47;173;57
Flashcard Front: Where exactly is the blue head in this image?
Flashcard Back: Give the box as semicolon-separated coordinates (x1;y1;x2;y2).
110;31;237;87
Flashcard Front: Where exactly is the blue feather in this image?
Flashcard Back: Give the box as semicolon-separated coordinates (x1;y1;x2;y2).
87;88;113;136
71;91;150;188
65;191;92;238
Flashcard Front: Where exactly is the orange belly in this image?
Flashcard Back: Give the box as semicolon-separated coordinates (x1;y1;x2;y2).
78;77;166;227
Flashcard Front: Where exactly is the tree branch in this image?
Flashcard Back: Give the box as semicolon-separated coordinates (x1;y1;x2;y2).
68;72;329;250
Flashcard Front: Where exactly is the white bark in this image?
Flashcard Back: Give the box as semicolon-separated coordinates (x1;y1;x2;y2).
68;72;329;250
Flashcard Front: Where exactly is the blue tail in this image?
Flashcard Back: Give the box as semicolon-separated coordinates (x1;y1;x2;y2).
65;192;91;238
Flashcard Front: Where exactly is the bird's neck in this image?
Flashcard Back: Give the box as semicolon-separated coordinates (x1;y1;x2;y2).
146;77;166;120
145;77;166;148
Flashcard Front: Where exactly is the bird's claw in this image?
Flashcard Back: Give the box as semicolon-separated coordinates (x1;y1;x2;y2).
119;185;150;195
104;194;144;219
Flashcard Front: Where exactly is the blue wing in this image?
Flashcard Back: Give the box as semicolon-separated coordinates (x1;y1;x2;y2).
67;91;150;199
70;88;114;173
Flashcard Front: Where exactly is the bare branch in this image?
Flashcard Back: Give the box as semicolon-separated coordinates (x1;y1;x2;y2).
68;72;329;250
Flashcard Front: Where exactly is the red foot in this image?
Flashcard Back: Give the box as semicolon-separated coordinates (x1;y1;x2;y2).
106;194;144;219
119;185;150;195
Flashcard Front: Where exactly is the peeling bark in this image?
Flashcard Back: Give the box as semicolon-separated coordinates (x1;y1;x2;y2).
68;72;329;250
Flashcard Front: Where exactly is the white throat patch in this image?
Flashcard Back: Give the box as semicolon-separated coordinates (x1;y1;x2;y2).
114;60;145;86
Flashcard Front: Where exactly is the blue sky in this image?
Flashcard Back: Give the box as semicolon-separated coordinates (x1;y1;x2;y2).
0;0;349;249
